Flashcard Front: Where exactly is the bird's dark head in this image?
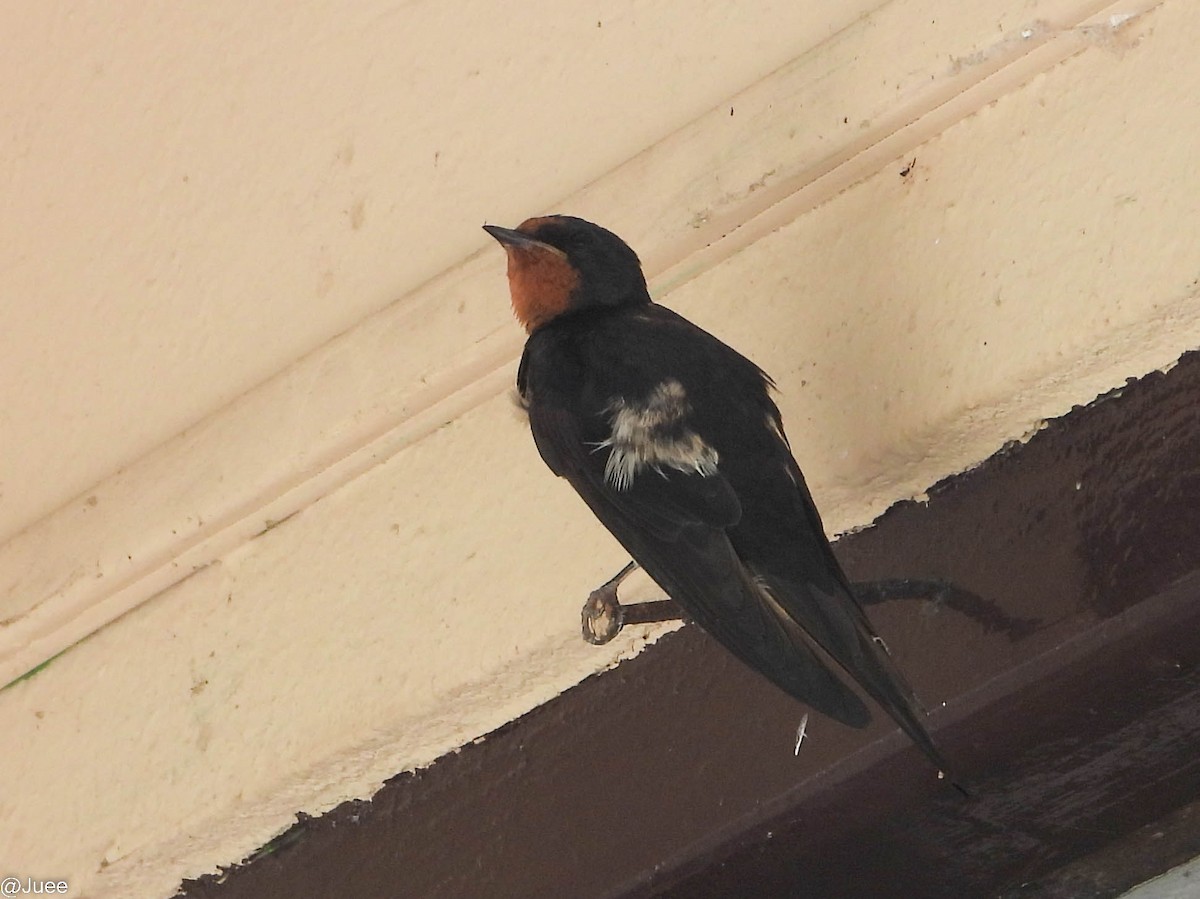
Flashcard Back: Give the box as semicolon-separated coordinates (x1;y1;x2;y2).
483;215;650;333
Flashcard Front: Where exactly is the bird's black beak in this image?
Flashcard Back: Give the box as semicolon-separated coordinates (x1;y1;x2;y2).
483;224;537;248
482;224;567;259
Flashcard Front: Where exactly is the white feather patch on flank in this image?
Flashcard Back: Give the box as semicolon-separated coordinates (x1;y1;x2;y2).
595;379;719;490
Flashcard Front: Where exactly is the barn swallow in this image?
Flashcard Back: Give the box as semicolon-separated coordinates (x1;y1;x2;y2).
484;215;952;775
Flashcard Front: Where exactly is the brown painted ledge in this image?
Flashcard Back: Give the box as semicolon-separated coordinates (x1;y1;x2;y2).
178;349;1200;899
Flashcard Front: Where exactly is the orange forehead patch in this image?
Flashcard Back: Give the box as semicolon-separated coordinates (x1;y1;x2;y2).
505;243;579;332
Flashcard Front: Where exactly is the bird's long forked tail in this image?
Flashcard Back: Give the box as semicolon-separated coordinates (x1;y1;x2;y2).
564;488;968;792
754;573;967;794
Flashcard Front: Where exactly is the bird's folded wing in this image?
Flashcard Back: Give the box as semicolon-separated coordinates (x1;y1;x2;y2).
529;403;871;726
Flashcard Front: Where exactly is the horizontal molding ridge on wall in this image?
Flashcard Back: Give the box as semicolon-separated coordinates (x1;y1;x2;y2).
0;0;1164;688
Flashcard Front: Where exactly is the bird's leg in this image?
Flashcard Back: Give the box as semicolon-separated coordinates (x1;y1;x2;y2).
581;561;685;645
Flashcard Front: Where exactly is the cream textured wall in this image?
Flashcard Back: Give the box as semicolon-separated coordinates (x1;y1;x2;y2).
0;0;881;544
2;1;1197;897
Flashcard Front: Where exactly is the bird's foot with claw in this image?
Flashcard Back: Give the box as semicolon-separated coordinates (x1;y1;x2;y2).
582;582;625;645
580;562;683;645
